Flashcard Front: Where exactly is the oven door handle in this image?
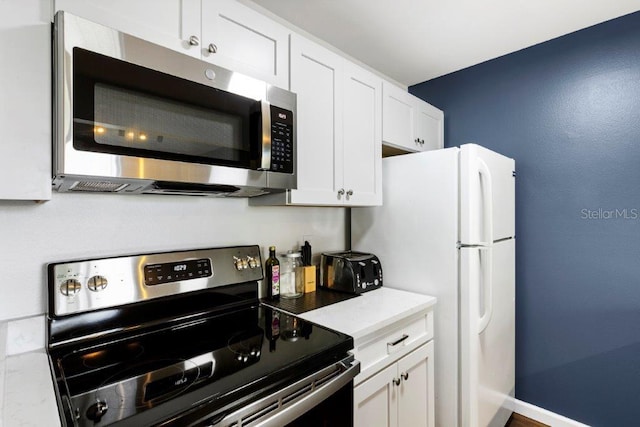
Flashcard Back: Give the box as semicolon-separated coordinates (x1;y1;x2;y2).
204;356;360;427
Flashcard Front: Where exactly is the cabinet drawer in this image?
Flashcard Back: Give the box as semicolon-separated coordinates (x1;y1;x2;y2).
353;309;433;383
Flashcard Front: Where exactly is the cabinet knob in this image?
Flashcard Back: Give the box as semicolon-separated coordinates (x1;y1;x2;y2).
414;138;420;144
393;377;401;386
337;188;345;198
188;35;200;46
420;139;425;145
401;372;409;381
346;189;353;197
208;43;218;54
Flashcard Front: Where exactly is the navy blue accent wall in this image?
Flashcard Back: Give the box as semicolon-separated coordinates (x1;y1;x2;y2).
411;12;640;426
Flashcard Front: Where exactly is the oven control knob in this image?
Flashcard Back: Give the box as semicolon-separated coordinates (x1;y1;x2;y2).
87;275;108;292
247;256;259;268
86;399;108;422
60;279;82;296
233;257;243;270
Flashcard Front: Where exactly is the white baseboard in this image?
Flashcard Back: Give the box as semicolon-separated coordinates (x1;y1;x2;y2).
508;398;591;427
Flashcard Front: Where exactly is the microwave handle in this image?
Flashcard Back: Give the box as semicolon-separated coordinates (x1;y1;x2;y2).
260;100;272;171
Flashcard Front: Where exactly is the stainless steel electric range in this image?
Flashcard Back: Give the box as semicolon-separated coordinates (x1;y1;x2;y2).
46;245;359;426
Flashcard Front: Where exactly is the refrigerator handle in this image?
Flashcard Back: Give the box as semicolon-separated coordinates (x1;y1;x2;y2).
478;158;493;334
477;158;494;246
478;247;493;334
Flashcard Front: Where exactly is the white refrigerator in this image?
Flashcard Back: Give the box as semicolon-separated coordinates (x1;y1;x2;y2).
351;144;515;427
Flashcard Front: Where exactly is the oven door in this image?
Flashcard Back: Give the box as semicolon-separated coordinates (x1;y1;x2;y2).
160;356;359;427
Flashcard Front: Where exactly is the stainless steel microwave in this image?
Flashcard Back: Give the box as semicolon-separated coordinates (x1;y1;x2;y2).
53;12;296;197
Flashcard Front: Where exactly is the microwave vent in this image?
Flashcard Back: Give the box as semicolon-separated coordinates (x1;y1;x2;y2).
69;181;129;192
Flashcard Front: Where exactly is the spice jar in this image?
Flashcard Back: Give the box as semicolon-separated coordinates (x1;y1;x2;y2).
279;251;304;299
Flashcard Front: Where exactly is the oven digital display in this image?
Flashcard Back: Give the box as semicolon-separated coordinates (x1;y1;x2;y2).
144;259;212;286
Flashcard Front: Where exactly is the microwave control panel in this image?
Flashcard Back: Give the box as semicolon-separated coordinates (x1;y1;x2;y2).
270;105;294;174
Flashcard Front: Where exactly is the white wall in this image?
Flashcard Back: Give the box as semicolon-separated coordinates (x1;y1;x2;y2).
0;196;346;321
0;0;347;322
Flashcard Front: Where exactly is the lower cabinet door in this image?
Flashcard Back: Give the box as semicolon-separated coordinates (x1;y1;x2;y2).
354;342;435;427
397;341;435;427
354;364;398;427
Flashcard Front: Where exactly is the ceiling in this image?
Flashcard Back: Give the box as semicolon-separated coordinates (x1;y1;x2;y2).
249;0;640;86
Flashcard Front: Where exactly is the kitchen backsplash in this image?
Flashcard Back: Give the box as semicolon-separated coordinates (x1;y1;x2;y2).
0;195;347;322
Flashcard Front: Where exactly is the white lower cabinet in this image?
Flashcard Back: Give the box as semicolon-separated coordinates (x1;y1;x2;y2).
296;289;437;427
355;341;434;427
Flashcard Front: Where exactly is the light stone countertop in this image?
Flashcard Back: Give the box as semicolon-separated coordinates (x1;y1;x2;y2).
3;350;60;427
298;287;436;341
0;316;61;427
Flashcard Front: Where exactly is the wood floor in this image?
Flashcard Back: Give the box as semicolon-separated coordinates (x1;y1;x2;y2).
505;413;549;427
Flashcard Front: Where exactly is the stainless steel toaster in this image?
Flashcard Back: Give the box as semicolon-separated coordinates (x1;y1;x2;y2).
320;251;383;294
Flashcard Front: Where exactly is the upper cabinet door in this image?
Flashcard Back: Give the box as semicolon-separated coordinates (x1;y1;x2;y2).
53;0;201;58
200;0;289;88
382;81;444;153
252;38;383;207
382;81;417;151
288;34;344;205
414;98;444;152
343;61;382;206
0;0;51;200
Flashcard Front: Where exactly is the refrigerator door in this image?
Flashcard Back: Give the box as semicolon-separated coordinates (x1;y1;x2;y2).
460;144;515;244
460;239;515;427
352;147;460;427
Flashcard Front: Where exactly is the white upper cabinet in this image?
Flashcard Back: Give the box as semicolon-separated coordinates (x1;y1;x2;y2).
200;0;289;88
53;0;289;88
0;0;52;200
415;99;444;152
252;35;381;207
342;62;382;206
382;82;415;151
53;0;199;57
286;34;344;205
382;81;444;153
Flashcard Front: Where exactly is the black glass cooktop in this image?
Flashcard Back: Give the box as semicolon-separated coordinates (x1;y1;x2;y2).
50;305;352;427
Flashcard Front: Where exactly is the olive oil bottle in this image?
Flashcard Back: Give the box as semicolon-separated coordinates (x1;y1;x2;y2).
265;246;280;299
